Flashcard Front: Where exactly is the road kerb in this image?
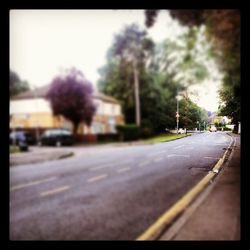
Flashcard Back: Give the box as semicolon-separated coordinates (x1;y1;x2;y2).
136;171;216;240
136;133;235;241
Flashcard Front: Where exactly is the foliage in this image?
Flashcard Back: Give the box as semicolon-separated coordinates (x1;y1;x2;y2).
116;124;140;141
218;84;240;125
46;68;96;135
98;24;210;135
177;97;208;129
145;10;240;126
10;70;30;98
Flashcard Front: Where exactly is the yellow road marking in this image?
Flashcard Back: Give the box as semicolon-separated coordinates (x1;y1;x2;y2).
136;134;235;241
117;167;131;173
136;171;215;240
10;177;57;191
87;174;108;183
204;156;220;160
40;186;70;197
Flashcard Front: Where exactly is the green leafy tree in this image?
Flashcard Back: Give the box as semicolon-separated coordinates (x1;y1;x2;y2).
98;24;209;135
145;9;240;129
10;70;30;98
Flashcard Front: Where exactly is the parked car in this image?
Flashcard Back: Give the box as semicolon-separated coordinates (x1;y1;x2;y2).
209;126;217;132
40;129;74;146
9;131;35;145
178;128;186;134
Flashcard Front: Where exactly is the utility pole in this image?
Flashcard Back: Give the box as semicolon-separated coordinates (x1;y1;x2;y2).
133;57;141;127
176;92;181;134
185;89;188;130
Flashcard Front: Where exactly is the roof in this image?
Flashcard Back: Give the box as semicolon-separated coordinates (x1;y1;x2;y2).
11;84;121;104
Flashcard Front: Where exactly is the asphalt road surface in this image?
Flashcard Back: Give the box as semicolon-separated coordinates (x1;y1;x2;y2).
10;132;232;240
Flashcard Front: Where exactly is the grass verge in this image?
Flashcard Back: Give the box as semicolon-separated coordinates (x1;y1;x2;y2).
10;146;20;154
143;133;191;143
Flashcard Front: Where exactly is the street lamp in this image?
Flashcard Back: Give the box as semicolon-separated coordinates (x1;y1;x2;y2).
197;121;201;132
176;93;182;134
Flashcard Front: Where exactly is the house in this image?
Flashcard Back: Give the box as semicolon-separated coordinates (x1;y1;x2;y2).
10;84;124;140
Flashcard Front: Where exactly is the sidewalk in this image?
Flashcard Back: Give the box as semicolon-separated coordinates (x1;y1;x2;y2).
160;133;240;240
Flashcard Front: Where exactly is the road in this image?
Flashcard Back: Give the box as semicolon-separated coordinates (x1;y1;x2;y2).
10;132;232;240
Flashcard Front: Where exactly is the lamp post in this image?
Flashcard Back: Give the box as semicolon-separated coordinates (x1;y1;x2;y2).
176;93;181;134
197;121;201;132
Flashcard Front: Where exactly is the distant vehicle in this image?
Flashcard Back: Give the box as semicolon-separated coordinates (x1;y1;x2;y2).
9;131;35;145
178;128;185;134
40;129;74;146
209;126;217;132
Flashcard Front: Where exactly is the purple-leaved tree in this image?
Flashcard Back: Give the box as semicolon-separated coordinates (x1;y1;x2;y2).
46;68;96;136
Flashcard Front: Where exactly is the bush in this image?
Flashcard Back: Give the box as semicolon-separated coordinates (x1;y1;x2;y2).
139;120;155;138
223;126;233;131
139;126;154;138
116;124;140;141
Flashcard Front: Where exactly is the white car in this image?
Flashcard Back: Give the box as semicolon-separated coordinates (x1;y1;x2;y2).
209;126;217;132
178;128;185;134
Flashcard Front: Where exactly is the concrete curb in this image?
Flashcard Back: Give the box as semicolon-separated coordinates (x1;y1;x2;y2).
136;133;235;241
10;151;74;167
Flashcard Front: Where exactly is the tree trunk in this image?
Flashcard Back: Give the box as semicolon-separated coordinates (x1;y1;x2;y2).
73;122;79;137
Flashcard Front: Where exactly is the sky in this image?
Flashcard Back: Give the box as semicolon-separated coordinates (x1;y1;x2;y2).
10;10;222;112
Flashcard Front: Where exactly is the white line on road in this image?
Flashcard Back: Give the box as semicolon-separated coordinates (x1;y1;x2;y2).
117;167;131;173
10;177;58;191
154;157;164;162
167;154;190;158
174;145;185;149
138;161;150;167
87;174;108;183
148;150;166;156
40;186;70;197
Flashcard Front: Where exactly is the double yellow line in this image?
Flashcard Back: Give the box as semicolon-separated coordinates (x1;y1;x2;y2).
136;134;234;240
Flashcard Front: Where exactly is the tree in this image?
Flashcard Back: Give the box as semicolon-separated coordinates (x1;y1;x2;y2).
178;97;208;129
98;25;209;135
145;9;240;128
10;70;30;97
46;68;96;135
112;24;151;127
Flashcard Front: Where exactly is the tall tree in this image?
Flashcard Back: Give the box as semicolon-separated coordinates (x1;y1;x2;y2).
145;9;240;128
112;24;151;127
10;70;30;98
46;68;96;135
98;25;209;134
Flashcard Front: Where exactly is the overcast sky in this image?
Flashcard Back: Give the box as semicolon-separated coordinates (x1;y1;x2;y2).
10;9;222;112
